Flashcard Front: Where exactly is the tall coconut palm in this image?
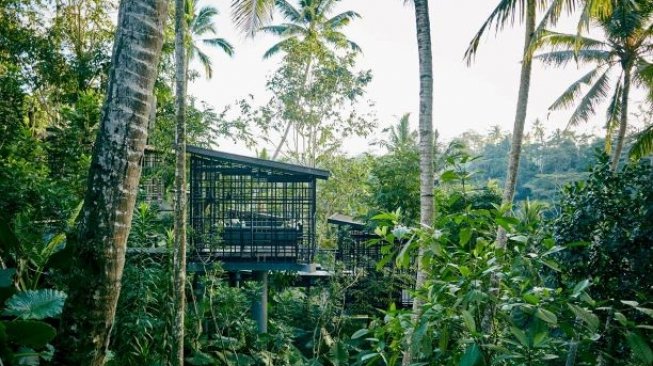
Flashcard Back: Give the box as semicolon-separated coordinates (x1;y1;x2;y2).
172;0;188;363
186;0;234;79
534;0;653;170
465;0;538;250
56;0;168;364
259;0;361;59
258;0;361;160
402;1;433;365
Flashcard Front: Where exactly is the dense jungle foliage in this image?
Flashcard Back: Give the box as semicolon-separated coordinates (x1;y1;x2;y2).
1;0;652;365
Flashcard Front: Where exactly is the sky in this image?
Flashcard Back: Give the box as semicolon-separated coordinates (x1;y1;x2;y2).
188;0;645;156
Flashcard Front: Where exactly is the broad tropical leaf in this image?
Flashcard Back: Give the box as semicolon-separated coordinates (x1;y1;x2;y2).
3;289;67;320
3;320;56;349
626;332;653;365
0;268;15;288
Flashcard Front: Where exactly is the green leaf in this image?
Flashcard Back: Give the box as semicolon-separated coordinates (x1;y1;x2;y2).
540;259;561;272
459;343;484;366
3;289;67;320
510;327;529;347
635;307;653;319
621;300;640;308
462;310;477;333
571;279;590;298
614;312;628;326
535;308;558;325
440;170;458;182
495;217;518;230
567;304;599;331
523;294;540;305
509;235;528;244
330;340;349;366
4;320;56;348
351;328;369;339
459;228;472;246
0;268;15;288
626;332;653;365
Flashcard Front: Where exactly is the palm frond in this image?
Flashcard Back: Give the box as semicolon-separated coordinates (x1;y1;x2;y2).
534;49;612;66
231;0;275;36
326;11;361;29
347;40;362;53
566;68;611;127
549;67;603;111
193;6;219;32
259;24;306;37
275;0;302;22
604;78;623;153
196;48;213;79
635;60;653;104
530;30;607;53
537;0;576;28
629;124;653;159
203;38;235;56
464;0;522;64
317;0;337;15
263;38;294;59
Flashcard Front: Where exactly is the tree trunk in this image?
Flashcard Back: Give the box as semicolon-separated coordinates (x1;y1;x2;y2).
172;0;188;363
272;57;313;160
610;66;631;171
403;0;433;364
56;1;168;364
496;0;535;249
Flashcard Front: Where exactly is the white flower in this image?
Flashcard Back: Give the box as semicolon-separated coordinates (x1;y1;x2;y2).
391;225;411;239
433;229;443;240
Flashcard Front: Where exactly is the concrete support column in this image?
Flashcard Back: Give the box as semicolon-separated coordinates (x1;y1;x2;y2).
252;271;268;334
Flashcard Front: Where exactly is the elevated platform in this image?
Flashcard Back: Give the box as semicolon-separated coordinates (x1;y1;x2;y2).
126;247;318;273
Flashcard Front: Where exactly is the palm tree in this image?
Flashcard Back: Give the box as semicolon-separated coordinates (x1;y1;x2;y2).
172;0;188;363
402;1;433;365
185;0;234;79
56;0;168;364
534;0;653;170
377;113;418;153
259;0;361;59
258;0;361;160
465;0;537;250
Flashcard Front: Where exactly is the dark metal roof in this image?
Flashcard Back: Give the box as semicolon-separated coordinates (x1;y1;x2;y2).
187;145;330;179
327;213;365;229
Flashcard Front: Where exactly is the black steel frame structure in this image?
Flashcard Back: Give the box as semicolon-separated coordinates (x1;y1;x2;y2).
328;214;380;271
188;146;329;266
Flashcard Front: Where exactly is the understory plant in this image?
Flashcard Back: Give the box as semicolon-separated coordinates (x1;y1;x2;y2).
344;156;650;365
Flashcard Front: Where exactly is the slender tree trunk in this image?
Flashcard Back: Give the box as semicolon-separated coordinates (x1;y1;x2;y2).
611;66;631;171
55;1;168;364
172;0;188;363
403;1;433;365
496;0;535;249
272;57;313;160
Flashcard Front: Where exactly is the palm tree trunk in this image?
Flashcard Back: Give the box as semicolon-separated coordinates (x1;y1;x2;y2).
172;0;188;363
403;0;433;364
496;0;535;249
272;57;313;160
56;0;168;364
610;66;631;171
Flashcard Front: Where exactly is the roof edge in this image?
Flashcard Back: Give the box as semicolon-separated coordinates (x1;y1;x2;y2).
187;145;330;179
